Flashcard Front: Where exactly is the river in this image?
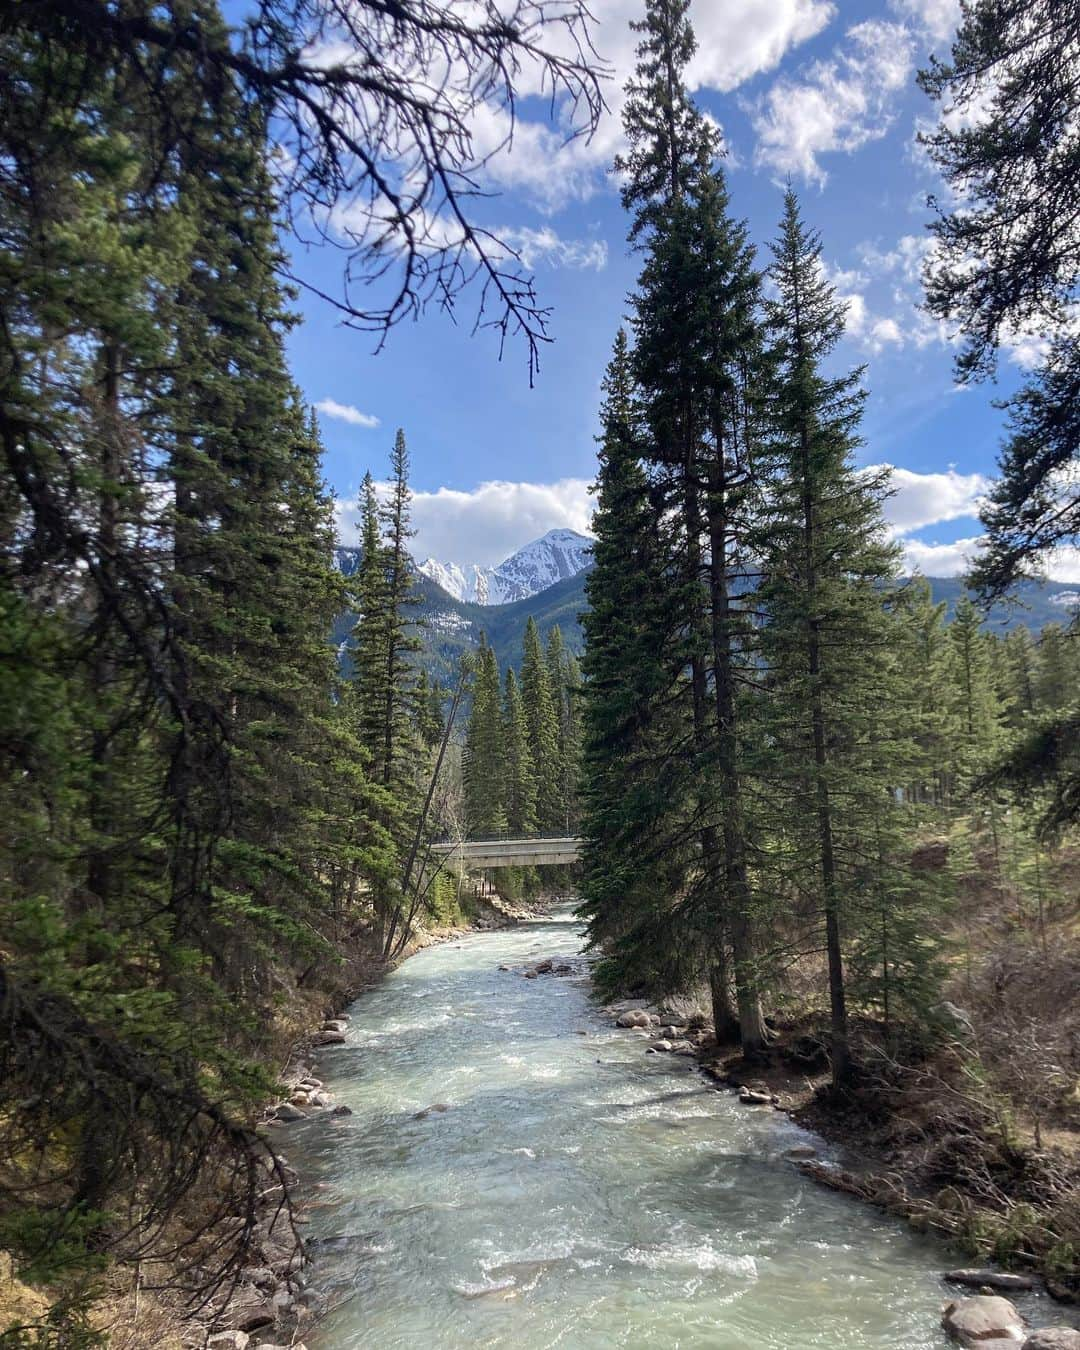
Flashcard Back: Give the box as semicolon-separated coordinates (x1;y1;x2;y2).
287;905;1049;1349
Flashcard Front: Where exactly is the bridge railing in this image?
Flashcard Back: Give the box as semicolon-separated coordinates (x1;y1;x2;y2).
430;831;580;845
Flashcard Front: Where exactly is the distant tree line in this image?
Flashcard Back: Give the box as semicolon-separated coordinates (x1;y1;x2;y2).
464;618;583;840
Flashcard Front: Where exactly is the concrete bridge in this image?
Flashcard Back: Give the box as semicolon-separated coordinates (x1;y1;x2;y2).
429;834;583;868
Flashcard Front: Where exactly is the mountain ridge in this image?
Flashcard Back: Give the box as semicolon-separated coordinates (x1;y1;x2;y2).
416;527;593;605
332;540;1080;688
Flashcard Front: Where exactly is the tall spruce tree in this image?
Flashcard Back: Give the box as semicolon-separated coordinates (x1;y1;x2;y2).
521;616;563;831
378;429;423;791
503;668;538;836
580;329;699;996
349;472;390;762
618;0;767;1050
464;641;507;836
756;190;902;1083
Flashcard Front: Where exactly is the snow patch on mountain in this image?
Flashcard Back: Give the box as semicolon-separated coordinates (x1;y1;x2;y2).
417;528;593;605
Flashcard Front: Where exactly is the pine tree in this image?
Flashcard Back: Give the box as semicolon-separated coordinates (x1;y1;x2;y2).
920;2;1080;596
947;598;1004;778
545;625;574;831
415;669;445;750
894;579;957;807
1035;624;1079;714
756;190;903;1083
502;668;537;835
349;472;391;760
579;329;698;998
521;616;563;831
378;428;423;790
618;0;767;1050
562;648;584;833
464;641;507;835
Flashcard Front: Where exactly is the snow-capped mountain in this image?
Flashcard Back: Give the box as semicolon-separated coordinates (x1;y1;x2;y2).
417;528;593;605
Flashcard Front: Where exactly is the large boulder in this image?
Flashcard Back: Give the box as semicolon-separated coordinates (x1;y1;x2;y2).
312;1030;346;1046
1022;1333;1080;1350
943;1296;1025;1345
215;1297;277;1334
616;1009;650;1029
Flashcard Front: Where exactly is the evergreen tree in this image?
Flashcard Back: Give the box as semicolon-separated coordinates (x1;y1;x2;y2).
920;2;1080;595
947;597;1004;777
562;648;584;833
1035;624;1080;714
378;429;423;790
349;472;391;759
415;669;445;750
756;190;903;1083
464;641;507;835
618;0;767;1050
999;626;1039;730
521;616;563;831
894;579;957;807
502;668;538;835
580;329;698;996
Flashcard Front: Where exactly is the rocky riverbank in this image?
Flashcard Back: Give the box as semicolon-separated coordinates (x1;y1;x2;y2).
586;985;1080;1345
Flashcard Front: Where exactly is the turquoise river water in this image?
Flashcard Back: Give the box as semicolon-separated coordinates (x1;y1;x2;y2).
286;905;1057;1349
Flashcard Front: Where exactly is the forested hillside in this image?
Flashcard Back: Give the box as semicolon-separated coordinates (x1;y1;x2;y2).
334;549;1080;690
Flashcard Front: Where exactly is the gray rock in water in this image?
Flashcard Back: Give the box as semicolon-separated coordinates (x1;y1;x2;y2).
738;1089;773;1106
330;1103;353;1116
1022;1332;1080;1350
322;1019;348;1033
942;1296;1025;1346
652;1039;674;1052
616;1009;650;1029
312;1030;346;1046
946;1270;1037;1292
413;1103;451;1120
784;1145;817;1160
273;1102;306;1122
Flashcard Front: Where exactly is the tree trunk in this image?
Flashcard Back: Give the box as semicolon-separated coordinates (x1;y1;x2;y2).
705;452;766;1057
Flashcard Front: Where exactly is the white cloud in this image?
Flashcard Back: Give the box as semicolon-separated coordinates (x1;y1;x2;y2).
889;0;960;45
316;399;380;428
870;464;989;533
499;227;607;271
900;534;980;575
858;233;934;285
824;262;911;354
335;477;594;568
751;20;915;185
444;0;836;209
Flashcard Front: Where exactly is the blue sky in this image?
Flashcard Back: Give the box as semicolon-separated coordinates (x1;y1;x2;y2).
281;0;1048;576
